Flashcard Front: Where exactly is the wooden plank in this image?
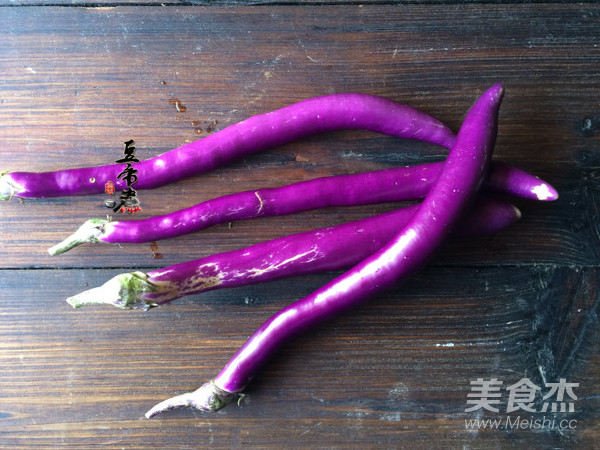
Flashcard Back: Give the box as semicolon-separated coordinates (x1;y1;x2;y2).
0;3;598;448
0;5;598;269
3;0;600;5
6;0;596;6
0;266;597;447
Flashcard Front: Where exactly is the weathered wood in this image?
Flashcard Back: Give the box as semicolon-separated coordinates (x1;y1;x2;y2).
0;3;598;448
0;267;597;447
0;5;598;269
8;0;600;5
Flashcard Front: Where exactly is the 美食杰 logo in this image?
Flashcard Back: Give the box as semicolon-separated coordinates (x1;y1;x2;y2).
464;378;579;432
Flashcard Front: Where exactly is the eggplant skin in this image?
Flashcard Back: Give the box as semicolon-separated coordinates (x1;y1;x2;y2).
48;159;555;255
2;93;455;199
146;84;506;417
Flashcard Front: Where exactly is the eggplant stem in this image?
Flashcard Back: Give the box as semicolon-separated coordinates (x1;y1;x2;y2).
65;271;161;310
145;380;239;418
0;172;15;201
145;392;196;418
48;218;109;255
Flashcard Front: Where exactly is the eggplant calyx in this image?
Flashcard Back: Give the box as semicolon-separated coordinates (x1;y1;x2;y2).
48;218;110;255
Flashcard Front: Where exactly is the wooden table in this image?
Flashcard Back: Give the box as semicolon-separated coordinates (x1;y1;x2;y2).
1;2;598;448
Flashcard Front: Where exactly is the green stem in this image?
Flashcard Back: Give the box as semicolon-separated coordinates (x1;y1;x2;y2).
48;219;109;255
145;380;239;418
0;172;15;201
66;271;166;310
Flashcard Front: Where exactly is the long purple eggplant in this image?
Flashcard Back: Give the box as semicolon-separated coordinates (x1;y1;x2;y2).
144;83;504;417
0;94;455;200
48;160;556;255
65;196;520;310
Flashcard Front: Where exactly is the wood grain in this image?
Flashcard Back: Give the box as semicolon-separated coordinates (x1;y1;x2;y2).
2;0;600;5
0;3;598;448
0;4;598;269
1;267;597;447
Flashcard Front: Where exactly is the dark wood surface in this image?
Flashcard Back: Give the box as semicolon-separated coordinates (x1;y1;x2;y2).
1;3;598;448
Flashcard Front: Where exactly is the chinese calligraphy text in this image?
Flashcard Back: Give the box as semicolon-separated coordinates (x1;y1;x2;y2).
105;140;142;214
